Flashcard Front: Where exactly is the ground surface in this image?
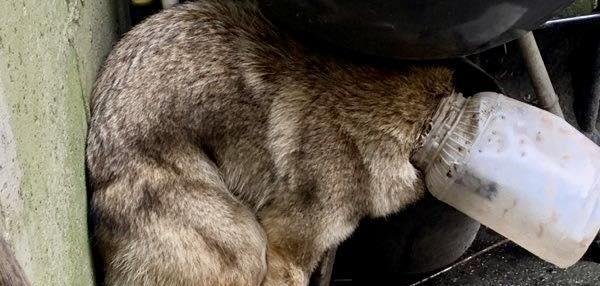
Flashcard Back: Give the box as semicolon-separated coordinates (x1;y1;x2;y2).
332;228;600;286
408;229;599;286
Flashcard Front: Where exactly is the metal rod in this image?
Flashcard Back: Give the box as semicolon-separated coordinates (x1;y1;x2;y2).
161;0;179;8
586;40;600;144
408;239;510;286
317;248;337;286
116;0;132;36
517;32;565;118
575;38;600;144
589;41;600;130
539;13;600;29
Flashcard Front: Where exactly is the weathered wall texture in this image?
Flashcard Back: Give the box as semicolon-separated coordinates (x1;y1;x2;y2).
558;0;597;17
0;0;118;284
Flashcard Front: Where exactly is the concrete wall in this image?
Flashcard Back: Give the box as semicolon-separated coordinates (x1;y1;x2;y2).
0;0;118;284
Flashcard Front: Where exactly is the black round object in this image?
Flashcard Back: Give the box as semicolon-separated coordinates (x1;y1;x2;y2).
260;0;575;59
332;195;480;283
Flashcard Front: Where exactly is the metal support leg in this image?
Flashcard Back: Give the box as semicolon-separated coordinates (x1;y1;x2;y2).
517;32;565;118
161;0;179;8
317;248;337;286
575;38;600;144
116;0;132;36
518;31;600;260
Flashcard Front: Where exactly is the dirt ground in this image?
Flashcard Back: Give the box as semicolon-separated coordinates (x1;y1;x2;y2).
408;228;600;286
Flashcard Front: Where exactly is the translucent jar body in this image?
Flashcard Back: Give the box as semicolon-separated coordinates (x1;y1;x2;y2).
413;92;600;268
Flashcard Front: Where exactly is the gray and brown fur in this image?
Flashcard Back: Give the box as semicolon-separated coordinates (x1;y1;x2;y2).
0;236;30;286
86;0;454;285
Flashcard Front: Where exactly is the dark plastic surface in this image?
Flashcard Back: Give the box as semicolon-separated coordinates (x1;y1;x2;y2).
260;0;575;59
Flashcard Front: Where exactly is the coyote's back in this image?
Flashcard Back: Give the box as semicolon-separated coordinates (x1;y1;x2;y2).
86;0;454;285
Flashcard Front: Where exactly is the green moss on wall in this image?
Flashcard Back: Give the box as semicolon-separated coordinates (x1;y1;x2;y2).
0;0;118;284
558;0;596;17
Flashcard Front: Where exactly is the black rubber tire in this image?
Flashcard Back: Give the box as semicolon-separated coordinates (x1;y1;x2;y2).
332;194;480;285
